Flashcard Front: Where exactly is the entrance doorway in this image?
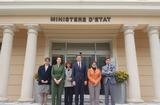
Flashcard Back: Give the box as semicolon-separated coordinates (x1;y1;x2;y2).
51;42;112;94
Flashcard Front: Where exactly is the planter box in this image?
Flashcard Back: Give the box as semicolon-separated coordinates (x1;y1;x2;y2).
33;80;40;103
114;83;126;104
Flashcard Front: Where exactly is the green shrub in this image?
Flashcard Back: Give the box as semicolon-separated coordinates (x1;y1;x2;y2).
115;70;129;83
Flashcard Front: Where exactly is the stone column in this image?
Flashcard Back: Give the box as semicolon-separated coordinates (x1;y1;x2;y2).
148;25;160;102
19;24;39;102
0;24;15;101
123;25;143;102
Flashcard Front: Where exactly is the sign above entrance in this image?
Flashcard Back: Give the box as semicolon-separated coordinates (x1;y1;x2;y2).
50;16;111;23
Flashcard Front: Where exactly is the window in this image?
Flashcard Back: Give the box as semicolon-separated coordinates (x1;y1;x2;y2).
67;43;94;51
52;43;65;50
52;42;110;54
52;42;111;65
96;42;110;50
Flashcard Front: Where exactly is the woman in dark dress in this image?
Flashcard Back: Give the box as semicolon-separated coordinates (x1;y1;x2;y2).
38;57;52;105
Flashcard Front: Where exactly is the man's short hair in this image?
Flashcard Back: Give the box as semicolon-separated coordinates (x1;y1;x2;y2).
76;54;82;58
105;57;110;60
44;57;50;62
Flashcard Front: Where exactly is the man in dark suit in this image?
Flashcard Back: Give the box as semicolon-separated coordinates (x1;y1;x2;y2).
72;55;87;105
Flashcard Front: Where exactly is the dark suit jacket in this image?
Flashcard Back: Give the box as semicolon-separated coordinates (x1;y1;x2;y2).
72;62;87;83
38;64;52;85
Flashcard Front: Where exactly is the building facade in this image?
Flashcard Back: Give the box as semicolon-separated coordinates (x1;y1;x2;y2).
0;0;160;103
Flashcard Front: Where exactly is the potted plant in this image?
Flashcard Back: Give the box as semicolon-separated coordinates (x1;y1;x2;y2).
115;70;129;83
114;70;129;104
33;72;40;103
33;72;39;81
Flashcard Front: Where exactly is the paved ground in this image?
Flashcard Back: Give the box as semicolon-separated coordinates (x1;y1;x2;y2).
1;103;160;105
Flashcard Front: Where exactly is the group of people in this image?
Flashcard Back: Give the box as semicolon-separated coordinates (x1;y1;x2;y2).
37;54;116;105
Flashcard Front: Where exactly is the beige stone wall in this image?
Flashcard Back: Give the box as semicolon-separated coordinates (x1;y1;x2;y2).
7;29;45;101
135;31;154;101
116;30;153;101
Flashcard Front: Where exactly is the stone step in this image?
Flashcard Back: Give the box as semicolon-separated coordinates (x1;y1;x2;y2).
47;95;105;103
1;103;160;105
35;95;127;104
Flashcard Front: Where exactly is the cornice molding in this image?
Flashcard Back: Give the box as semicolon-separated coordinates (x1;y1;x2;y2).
0;1;160;16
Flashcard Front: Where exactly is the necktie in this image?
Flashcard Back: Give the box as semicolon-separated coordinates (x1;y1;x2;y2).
78;62;81;69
